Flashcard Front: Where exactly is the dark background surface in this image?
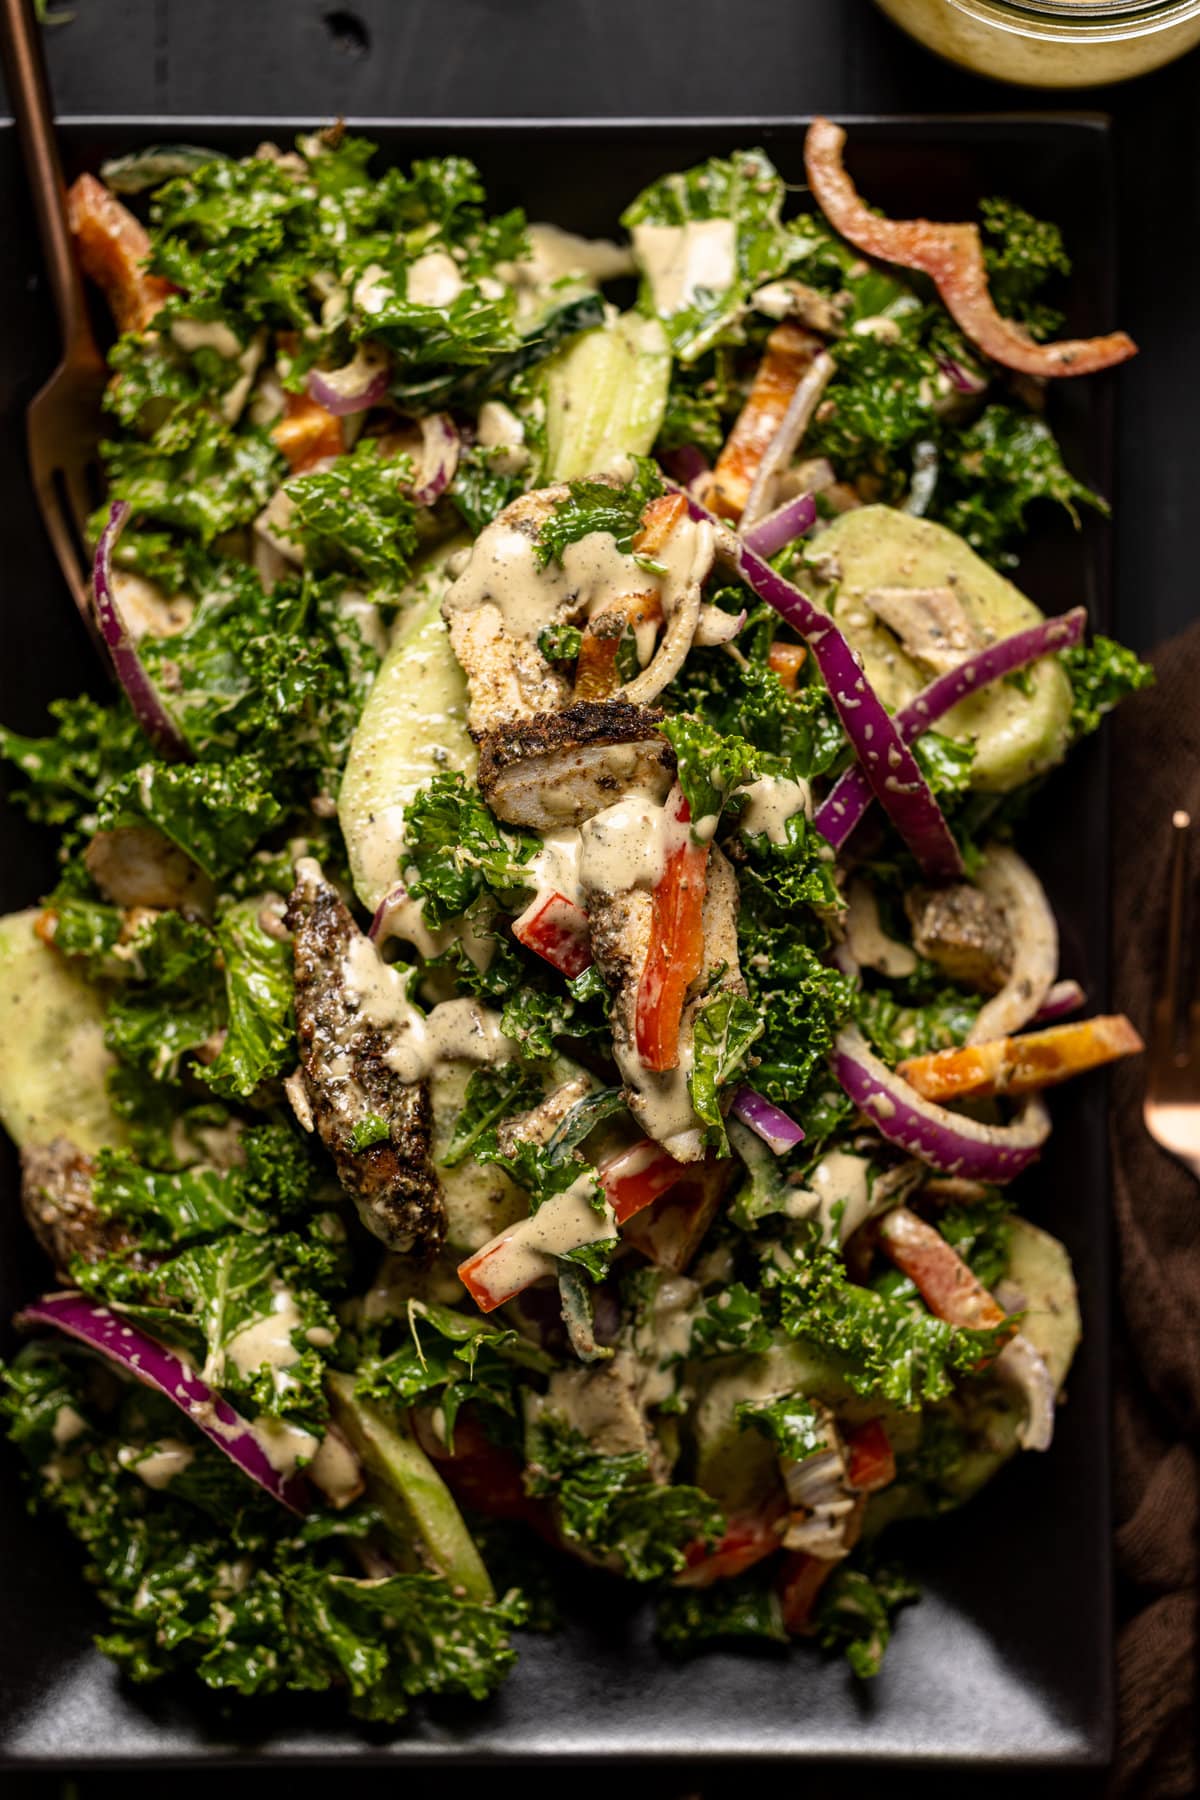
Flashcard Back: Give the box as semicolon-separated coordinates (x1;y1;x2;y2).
1;1;1198;1796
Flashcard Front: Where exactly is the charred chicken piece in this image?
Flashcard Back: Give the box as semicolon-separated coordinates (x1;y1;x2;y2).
477;700;675;830
905;882;1014;994
84;825;213;914
286;860;444;1257
20;1138;139;1278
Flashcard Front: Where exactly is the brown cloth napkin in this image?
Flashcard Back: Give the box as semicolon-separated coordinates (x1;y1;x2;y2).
1108;621;1200;1798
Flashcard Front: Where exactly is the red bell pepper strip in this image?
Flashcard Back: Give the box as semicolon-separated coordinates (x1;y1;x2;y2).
675;1503;787;1589
457;1137;693;1313
620;1156;731;1273
804;118;1137;380
635;786;708;1072
877;1206;1009;1336
511;891;593;979
777;1550;838;1634
599;1137;691;1225
842;1420;896;1494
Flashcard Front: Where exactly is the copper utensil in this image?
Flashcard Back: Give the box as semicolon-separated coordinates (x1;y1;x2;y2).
1;0;107;654
1143;809;1200;1180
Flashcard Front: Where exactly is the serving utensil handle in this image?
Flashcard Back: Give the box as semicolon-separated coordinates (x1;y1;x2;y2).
0;0;92;354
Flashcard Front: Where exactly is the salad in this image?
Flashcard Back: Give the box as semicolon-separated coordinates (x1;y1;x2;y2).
0;119;1153;1717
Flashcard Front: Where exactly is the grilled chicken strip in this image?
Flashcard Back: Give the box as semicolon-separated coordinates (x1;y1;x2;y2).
286;859;444;1257
20;1138;139;1278
477;700;676;830
905;882;1014;994
589;845;745;1162
442;478;714;736
85;825;213;914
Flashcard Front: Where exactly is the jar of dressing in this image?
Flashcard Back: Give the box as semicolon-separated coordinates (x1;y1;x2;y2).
874;0;1200;86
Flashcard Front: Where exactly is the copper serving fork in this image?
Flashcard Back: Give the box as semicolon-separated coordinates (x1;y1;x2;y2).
1143;810;1200;1181
1;0;107;655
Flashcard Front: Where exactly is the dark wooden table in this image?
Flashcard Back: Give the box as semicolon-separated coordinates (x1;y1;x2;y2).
1;5;1198;1796
7;0;1199;654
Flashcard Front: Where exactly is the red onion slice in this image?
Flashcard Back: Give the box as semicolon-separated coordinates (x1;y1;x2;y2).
1030;979;1086;1027
672;487;962;881
307;343;391;416
368;882;410;946
967;846;1057;1043
813;608;1088;851
93;504;190;759
731;1086;805;1154
18;1292;311;1512
936;352;989;396
995;1333;1056;1452
742;491;817;560
831;1026;1050;1182
409;413;461;507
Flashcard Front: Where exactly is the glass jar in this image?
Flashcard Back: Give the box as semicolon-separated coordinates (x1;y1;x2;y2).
874;0;1200;86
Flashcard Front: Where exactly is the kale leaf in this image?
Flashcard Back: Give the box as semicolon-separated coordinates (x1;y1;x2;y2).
1062;635;1153;740
656;1568;789;1650
934;404;1108;569
622;148;815;361
689;991;765;1155
534;455;664;569
814;1555;919;1680
403;772;539;925
526;1412;723;1581
980;196;1070;341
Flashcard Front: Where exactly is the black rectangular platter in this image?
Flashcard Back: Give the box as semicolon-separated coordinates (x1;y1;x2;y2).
0;114;1116;1768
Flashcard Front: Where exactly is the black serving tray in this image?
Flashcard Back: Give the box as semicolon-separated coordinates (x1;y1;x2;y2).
0;115;1116;1769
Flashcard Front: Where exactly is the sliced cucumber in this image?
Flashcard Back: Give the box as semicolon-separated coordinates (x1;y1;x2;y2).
337;540;476;911
326;1371;493;1603
543;311;671;481
0;910;128;1155
689;1340;853;1514
807;507;1074;792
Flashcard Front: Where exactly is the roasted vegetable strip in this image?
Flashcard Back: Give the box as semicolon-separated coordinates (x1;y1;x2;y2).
897;1013;1144;1103
804;117;1137;378
710;323;823;520
66;173;174;333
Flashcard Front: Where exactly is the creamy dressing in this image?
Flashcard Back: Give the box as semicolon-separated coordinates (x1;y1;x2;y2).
844;878;918;978
339;933;513;1083
786;1150;875;1245
620;1036;700;1161
580;795;679;896
255;1417;319;1475
632;218;737;316
737;774;812;844
443;512;655;645
636;1274;699;1408
223;1287;305;1384
52;1404;86;1446
525;828;584;906
170;316;242;359
406;249;465;308
121;1438;195;1490
308;1430;363;1508
519;222;636;285
353;262;396;316
471;1172;617;1295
